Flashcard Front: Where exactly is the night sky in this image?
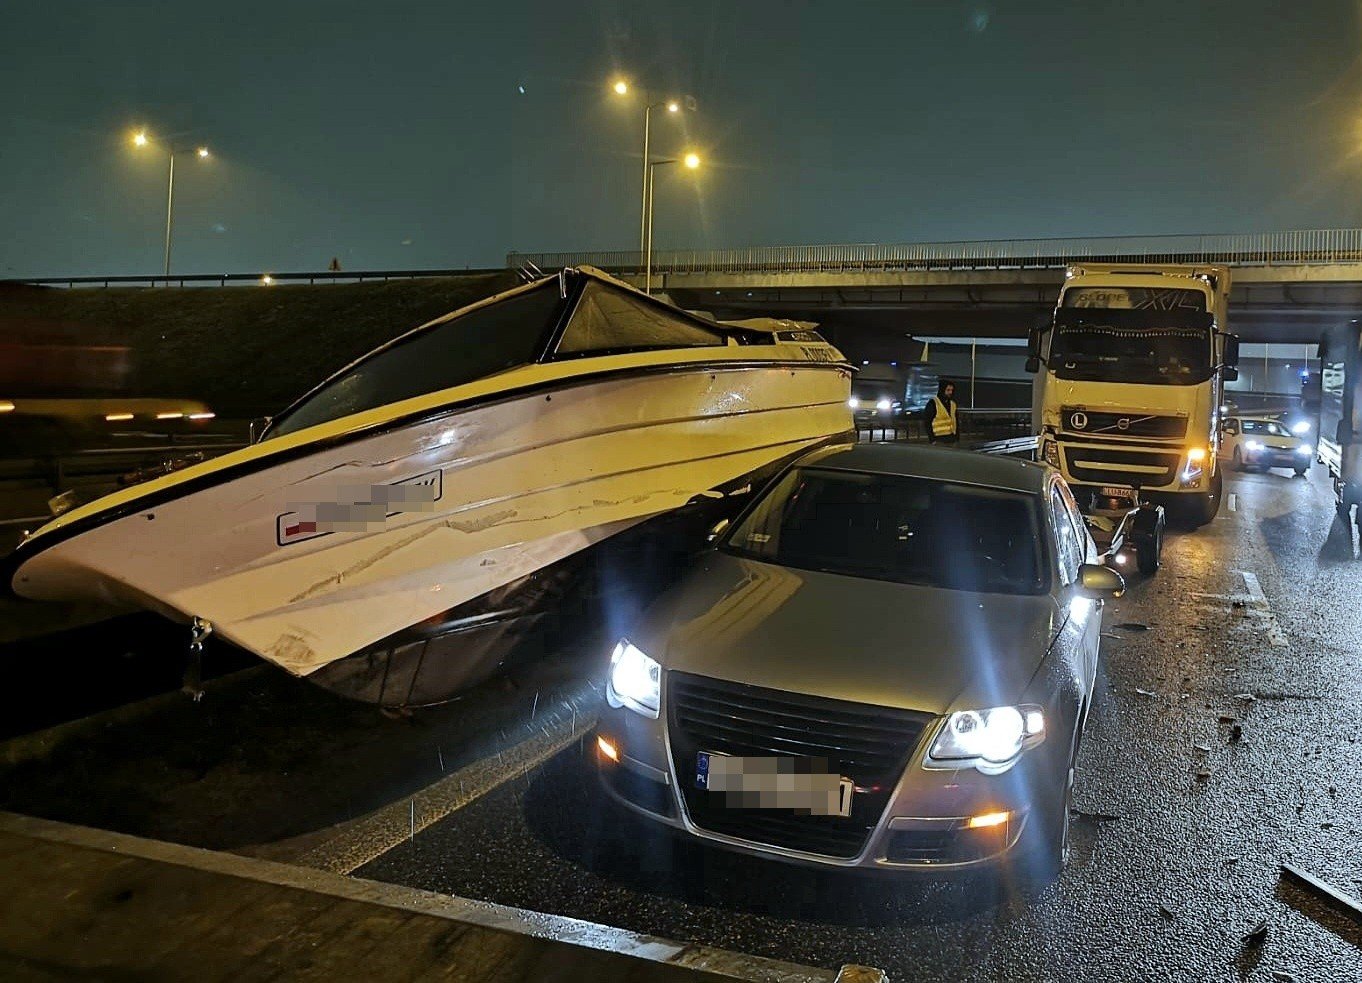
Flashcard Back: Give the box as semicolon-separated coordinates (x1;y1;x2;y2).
4;1;1361;278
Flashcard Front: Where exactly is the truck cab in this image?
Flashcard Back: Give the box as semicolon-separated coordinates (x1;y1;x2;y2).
1027;264;1239;527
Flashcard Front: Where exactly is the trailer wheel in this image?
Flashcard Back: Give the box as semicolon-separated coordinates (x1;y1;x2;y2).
1136;524;1162;575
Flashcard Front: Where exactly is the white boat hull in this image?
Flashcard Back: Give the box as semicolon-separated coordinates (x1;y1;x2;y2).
11;361;850;703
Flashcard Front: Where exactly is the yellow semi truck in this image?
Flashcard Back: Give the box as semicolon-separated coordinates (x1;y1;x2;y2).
1027;264;1240;529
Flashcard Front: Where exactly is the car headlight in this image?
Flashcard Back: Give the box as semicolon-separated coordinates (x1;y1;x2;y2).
606;640;660;718
1245;440;1264;452
1297;443;1312;455
927;705;1045;770
847;397;860;410
1292;421;1311;435
876;398;892;411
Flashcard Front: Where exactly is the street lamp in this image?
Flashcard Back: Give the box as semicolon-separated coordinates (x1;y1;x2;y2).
130;128;211;277
611;80;694;268
645;153;701;294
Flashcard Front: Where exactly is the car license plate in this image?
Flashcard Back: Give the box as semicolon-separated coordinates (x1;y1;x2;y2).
695;752;854;817
1100;485;1136;500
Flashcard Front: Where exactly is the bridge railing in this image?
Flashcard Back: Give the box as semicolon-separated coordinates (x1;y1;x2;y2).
509;228;1362;276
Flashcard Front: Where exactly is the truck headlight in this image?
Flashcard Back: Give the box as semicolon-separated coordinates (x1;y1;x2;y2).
606;640;660;718
927;705;1045;770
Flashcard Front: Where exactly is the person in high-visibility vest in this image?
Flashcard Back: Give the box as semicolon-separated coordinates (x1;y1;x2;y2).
924;379;959;444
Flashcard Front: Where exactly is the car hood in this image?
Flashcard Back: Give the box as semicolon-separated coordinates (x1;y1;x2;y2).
640;553;1061;717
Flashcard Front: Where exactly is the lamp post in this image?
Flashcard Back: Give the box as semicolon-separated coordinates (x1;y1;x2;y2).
645;152;700;294
611;80;689;269
132;130;210;277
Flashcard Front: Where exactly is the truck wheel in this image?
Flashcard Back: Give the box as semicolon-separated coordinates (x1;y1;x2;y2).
1187;470;1223;527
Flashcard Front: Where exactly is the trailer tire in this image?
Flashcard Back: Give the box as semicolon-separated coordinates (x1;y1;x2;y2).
1136;525;1162;575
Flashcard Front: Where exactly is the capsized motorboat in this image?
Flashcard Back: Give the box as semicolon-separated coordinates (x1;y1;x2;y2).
5;267;854;706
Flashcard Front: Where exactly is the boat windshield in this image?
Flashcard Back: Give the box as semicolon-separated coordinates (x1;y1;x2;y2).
721;467;1048;595
1049;308;1214;386
266;283;565;438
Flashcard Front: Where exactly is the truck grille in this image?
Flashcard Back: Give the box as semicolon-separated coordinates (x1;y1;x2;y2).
666;672;932;859
1060;407;1187;440
1063;446;1183;487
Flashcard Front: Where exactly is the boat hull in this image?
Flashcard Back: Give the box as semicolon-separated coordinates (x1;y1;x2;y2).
10;361;851;704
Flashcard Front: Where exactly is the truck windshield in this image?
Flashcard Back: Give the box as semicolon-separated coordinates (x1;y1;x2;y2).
1049;308;1213;385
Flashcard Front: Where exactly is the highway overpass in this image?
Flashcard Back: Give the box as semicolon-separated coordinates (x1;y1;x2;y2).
511;229;1362;347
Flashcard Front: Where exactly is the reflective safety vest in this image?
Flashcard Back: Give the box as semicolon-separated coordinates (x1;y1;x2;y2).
931;396;958;437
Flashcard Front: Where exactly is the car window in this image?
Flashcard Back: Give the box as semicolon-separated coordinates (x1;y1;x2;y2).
1049;486;1081;585
1055;480;1090;565
1241;420;1285;436
722;467;1048;595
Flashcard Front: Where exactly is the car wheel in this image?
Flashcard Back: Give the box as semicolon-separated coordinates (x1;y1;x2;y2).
1295;467;1308;477
1017;753;1075;889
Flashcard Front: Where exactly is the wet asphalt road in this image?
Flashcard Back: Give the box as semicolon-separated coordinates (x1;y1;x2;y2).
356;465;1362;981
4;463;1362;980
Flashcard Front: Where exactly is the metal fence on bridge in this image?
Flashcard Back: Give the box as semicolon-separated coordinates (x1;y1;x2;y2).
510;228;1362;277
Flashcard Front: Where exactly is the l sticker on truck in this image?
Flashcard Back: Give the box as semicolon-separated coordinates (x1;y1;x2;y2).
276;470;443;546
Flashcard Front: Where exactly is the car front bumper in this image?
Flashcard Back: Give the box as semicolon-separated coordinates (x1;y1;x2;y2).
594;702;1062;874
1243;447;1311;469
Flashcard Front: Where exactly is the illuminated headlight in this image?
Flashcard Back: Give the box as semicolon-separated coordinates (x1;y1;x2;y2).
847;397;861;410
1296;443;1313;455
876;398;892;412
927;705;1045;771
1292;421;1311;435
606;640;660;718
1245;440;1264;452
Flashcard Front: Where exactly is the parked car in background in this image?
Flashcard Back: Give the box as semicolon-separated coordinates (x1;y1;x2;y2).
594;442;1124;882
1220;416;1312;475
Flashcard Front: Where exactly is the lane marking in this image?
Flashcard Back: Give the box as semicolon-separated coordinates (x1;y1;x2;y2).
1238;570;1289;647
1227;493;1237;513
297;685;599;875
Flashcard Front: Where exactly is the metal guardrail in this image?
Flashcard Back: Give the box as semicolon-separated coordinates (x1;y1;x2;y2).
511;228;1362;277
973;435;1039;456
0;441;247;491
5;268;505;289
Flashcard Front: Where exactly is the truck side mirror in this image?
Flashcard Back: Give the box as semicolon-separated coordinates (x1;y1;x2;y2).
1223;366;1239;382
1024;326;1042;374
1024;356;1040;374
1223;334;1240;368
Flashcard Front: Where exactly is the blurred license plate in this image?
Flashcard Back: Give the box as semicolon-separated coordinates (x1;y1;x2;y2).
1101;485;1135;500
695;752;854;816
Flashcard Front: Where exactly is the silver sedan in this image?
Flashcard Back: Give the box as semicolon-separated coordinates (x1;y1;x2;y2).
594;442;1124;880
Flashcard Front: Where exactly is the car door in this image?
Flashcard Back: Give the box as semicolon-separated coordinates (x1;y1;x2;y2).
1049;481;1101;694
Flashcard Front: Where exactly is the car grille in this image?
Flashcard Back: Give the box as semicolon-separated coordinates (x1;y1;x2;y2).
1062;446;1182;487
1060;407;1187;440
666;672;933;859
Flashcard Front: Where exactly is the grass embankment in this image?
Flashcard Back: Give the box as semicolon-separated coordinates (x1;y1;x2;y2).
1;273;518;419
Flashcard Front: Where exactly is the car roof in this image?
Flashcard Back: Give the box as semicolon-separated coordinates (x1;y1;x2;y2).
797;442;1051;494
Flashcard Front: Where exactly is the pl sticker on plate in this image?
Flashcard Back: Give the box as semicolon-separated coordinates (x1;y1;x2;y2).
276;469;443;546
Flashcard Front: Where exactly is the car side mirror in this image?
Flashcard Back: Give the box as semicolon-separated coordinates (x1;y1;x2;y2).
1077;563;1125;599
706;518;730;544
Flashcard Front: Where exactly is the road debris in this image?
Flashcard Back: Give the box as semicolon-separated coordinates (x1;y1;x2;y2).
1072;810;1123;824
1242;918;1269;947
1218;713;1238;724
1114;622;1151;632
1195;768;1212;782
1270;972;1295;983
1230;724;1243;743
1135;688;1157;698
1280;862;1362;922
1232;693;1256;703
1158;904;1175;920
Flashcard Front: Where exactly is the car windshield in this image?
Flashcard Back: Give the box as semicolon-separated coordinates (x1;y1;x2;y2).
1242;420;1286;436
1049;308;1213;385
722;467;1047;595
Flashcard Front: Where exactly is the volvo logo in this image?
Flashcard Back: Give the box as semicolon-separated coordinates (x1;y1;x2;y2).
1117;417;1130;430
1070;411;1088;430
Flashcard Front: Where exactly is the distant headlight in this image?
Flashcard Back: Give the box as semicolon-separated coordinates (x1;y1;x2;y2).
606;640;660;718
1245;440;1264;452
876;398;892;411
927;705;1045;771
847;397;861;410
1292;421;1311;435
1297;443;1313;455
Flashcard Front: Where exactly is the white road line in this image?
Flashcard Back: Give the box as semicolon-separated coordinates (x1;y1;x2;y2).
1227;493;1237;512
297;685;599;874
1238;570;1289;647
